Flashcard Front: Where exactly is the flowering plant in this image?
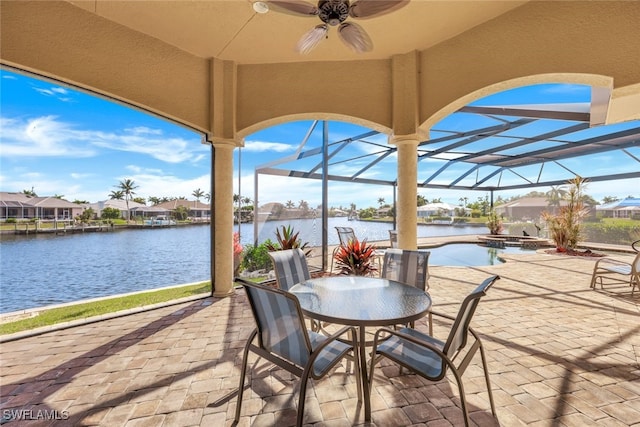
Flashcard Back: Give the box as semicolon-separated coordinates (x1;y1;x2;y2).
233;232;243;256
233;232;243;275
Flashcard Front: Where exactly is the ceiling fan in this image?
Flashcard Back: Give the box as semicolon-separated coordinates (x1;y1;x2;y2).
263;0;409;54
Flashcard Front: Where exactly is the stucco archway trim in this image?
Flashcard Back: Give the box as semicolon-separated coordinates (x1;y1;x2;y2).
420;73;614;134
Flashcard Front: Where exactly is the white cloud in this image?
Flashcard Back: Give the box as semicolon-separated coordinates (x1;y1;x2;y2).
242;140;295;153
125;126;163;135
0;116;96;157
32;86;74;102
0;115;206;163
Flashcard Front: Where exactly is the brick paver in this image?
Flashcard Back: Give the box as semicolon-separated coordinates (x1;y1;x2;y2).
1;250;639;426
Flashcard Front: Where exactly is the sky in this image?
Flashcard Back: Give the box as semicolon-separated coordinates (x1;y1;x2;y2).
1;68;638;209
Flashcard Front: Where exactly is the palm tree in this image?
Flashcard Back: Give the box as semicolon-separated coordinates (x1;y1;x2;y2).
22;187;37;197
192;188;205;208
377;197;385;207
148;196;161;206
117;178;139;222
109;190;124;200
285;200;295;209
546;185;567;212
458;197;468;208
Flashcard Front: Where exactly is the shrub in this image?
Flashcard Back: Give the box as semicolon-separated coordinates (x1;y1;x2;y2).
5;218;16;224
101;207;120;220
241;240;274;272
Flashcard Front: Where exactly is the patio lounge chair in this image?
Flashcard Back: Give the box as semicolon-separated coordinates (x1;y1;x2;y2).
590;249;640;295
234;279;361;427
369;275;500;426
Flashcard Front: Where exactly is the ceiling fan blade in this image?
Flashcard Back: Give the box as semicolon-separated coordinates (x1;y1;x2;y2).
349;0;409;19
338;22;372;53
267;0;319;16
296;24;328;54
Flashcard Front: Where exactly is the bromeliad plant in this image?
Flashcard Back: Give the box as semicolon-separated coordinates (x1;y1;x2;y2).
265;225;312;256
334;238;378;276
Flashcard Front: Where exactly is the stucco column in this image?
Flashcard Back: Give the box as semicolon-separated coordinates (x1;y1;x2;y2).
211;140;236;297
391;135;419;250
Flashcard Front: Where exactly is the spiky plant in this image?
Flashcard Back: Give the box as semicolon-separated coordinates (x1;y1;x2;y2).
542;176;588;252
333;238;378;276
486;209;503;235
265;225;312;256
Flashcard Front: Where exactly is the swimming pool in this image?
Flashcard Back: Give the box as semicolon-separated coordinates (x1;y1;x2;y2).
426;243;536;266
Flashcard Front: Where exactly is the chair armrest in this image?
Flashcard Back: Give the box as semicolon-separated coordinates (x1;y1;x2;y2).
371;327;448;360
593;257;632;269
322;325;358;345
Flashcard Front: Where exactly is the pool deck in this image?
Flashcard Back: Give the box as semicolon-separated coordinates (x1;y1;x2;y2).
1;241;639;426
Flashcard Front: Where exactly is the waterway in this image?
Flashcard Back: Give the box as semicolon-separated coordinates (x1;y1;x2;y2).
0;218;487;313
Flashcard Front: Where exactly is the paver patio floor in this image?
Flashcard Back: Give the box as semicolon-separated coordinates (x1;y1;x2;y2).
1;251;639;426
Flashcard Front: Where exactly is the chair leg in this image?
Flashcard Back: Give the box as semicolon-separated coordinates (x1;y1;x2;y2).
450;367;471;427
234;330;256;423
479;340;498;419
296;369;313;427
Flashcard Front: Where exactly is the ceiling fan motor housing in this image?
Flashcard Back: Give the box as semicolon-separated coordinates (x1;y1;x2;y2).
318;0;350;26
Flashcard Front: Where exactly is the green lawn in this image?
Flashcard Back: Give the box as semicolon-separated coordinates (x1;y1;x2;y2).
0;281;212;335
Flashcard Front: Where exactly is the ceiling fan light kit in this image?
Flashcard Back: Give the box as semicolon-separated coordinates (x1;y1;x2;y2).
252;2;270;14
266;0;408;54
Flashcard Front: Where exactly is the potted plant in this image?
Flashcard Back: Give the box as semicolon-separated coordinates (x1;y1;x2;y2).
333;238;378;276
265;225;312;256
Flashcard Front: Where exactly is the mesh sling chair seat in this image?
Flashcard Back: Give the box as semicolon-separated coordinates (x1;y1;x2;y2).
369;275;500;427
234;278;361;427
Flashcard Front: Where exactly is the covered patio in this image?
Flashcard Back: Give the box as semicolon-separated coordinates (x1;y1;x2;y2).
1;250;638;425
2;2;640;425
2;1;639;296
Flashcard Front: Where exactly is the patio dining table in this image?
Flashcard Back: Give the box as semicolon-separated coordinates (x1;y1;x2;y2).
289;275;432;422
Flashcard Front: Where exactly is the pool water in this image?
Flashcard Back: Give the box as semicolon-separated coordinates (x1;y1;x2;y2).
426;243;536;266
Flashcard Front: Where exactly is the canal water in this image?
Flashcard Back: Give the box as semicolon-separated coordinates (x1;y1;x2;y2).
0;218;487;313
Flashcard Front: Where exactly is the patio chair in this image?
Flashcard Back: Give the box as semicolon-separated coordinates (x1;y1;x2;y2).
389;230;398;248
268;248;311;291
590;250;640;295
330;226;356;272
234;279;361;427
381;248;432;333
369;275;500;427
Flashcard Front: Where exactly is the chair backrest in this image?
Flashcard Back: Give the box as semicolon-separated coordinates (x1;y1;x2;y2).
268;248;311;291
381;249;430;291
242;281;312;368
335;227;356;246
389;230;398;248
443;275;500;360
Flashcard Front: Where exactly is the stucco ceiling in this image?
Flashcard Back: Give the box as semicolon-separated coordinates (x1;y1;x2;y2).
68;0;528;64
